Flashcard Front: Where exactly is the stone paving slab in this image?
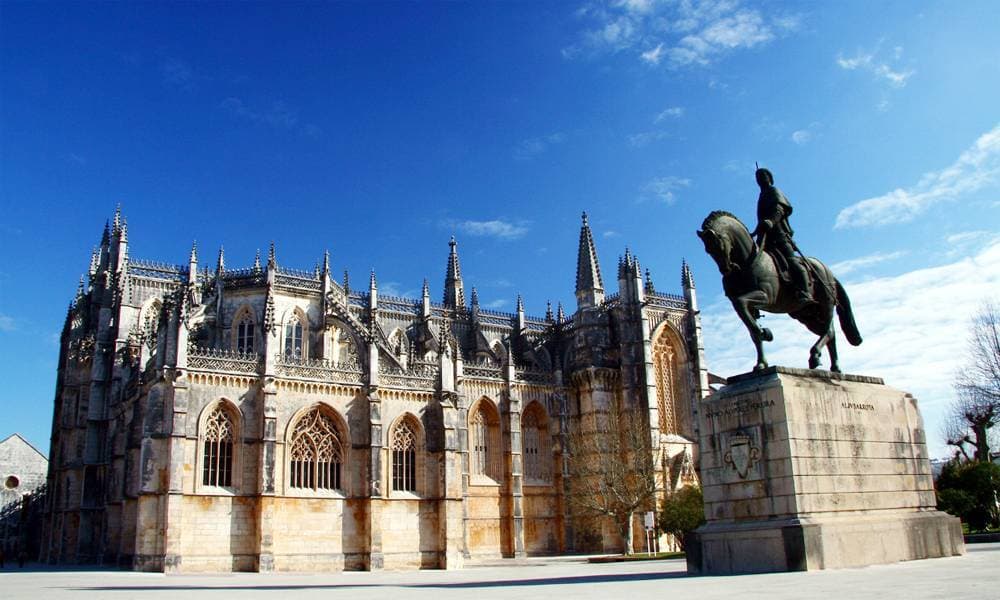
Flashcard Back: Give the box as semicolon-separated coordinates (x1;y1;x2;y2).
2;544;998;600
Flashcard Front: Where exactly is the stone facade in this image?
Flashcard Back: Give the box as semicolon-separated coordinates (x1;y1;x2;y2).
41;208;707;572
1;433;49;555
687;367;964;574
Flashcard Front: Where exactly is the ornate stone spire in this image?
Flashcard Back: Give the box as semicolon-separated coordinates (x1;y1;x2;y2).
322;249;330;276
556;301;566;323
470;286;479;308
682;259;695;289
253;249;262;273
189;241;198;264
645;268;655;294
216;246;225;274
89;247;100;277
516;294;524;313
545;300;554;323
443;236;466;310
343;269;351;295
119;218;128;243
369;268;377;290
575;211;604;309
112;204;122;235
267;242;277;270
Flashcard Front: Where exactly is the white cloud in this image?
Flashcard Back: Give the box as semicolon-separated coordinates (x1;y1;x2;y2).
0;313;15;332
830;250;906;276
445;219;530;240
640;176;691;205
221;97;320;136
946;230;992;246
654;106;684;122
483;299;508;310
514;133;566;160
627;130;671;147
641;43;665;64
836;44;915;88
791;130;811;145
702;238;1000;459
603;230;620;238
836;123;1000;228
378;281;418;299
564;0;797;68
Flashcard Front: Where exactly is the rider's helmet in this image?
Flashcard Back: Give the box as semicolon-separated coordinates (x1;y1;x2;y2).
755;167;774;187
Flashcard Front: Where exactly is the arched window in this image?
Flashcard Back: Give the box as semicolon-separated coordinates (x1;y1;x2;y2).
236;312;254;354
470;400;501;481
289;408;344;491
285;315;304;358
522;404;550;482
652;326;690;436
202;405;235;487
391;418;418;492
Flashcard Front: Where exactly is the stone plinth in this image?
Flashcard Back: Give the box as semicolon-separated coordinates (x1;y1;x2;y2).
686;367;964;574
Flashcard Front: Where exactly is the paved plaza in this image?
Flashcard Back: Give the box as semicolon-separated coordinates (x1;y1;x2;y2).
2;544;998;600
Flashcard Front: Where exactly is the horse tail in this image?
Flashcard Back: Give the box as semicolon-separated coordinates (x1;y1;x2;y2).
835;279;863;346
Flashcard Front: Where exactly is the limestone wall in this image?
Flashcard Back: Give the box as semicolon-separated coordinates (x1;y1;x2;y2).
523;484;559;554
178;495;257;572
270;497;367;571
380;498;441;568
466;484;507;557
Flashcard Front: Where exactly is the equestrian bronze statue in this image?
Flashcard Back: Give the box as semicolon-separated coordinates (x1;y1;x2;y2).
697;168;862;372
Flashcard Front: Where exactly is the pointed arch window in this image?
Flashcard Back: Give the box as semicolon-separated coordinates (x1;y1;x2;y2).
235;313;255;354
202;406;235;487
289;408;344;491
285;315;304;358
391;419;418;492
652;328;690;436
522;406;550;483
470;402;501;481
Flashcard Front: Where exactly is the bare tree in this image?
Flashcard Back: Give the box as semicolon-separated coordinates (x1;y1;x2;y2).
946;302;1000;462
565;396;657;555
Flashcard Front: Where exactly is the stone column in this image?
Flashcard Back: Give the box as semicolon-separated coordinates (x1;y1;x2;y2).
505;361;526;558
439;390;465;568
256;313;280;572
368;389;385;570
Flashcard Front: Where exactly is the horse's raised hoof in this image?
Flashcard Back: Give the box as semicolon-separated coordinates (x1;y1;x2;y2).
808;353;821;369
760;328;773;342
830;364;842;374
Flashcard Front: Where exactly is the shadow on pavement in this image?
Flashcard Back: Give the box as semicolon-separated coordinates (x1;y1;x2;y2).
67;570;690;592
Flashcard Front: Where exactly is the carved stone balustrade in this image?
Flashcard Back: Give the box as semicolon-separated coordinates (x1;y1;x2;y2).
274;354;364;385
188;347;264;375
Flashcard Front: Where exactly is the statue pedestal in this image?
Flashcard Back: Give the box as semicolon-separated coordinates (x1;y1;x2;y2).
686;367;964;574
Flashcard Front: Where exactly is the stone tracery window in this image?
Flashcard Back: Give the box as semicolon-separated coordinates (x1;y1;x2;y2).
284;315;304;358
202;405;235;487
289;408;344;491
391;418;418;492
522;405;550;482
652;326;689;436
470;400;501;481
234;309;255;354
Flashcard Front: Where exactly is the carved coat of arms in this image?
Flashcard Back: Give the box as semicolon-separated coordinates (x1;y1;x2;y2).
724;432;761;479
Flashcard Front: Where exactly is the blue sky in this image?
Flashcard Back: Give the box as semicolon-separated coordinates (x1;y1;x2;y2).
1;1;998;458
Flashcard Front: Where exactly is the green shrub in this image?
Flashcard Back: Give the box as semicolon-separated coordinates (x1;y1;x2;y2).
658;485;705;549
935;460;1000;532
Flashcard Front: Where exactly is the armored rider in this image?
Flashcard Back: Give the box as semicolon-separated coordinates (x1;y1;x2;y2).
750;167;813;304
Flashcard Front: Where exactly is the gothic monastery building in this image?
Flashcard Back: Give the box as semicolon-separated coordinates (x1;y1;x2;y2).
42;208;708;572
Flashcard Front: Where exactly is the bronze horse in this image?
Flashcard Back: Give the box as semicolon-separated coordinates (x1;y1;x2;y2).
697;210;862;372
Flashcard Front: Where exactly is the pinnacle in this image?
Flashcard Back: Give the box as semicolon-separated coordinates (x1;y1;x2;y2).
575;209;604;296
